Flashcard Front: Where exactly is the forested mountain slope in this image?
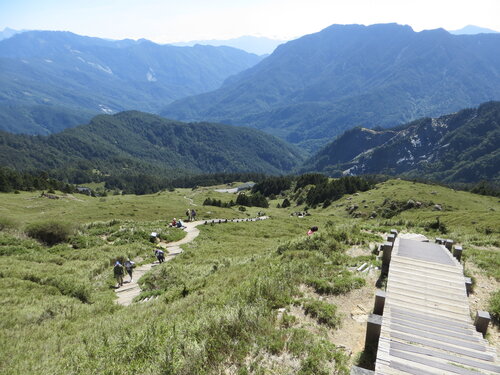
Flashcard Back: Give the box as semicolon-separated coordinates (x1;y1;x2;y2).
161;23;500;151
300;101;500;183
0;31;262;134
0;111;304;180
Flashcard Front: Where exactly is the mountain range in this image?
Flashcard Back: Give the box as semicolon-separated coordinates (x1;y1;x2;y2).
0;31;262;134
161;23;500;151
300;101;500;183
0;111;304;180
1;101;497;185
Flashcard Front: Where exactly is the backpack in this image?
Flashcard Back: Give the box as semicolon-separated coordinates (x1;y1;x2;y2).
114;264;123;275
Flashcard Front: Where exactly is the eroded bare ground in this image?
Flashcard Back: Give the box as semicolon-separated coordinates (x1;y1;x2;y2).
465;260;500;355
293;273;379;358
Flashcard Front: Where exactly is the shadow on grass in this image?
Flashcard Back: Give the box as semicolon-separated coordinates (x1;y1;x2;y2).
375;273;387;289
354;344;377;371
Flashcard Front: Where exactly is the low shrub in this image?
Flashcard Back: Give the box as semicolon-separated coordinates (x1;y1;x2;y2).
25;221;75;245
307;273;365;295
303;299;341;328
489;289;500;321
0;217;18;231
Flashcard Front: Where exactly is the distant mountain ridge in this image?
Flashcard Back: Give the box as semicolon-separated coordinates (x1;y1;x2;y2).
448;25;499;35
161;23;500;151
0;27;26;41
300;101;500;183
0;111;304;180
0;30;263;134
172;36;286;55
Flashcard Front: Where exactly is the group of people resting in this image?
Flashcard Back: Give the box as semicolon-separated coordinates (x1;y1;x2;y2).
169;218;186;228
168;208;197;228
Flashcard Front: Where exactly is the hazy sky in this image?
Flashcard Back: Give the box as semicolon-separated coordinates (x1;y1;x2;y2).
1;0;499;42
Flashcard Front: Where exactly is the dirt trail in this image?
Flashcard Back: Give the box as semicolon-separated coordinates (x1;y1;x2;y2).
115;216;268;306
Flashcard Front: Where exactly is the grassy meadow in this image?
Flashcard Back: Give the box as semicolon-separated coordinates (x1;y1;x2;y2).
0;179;499;374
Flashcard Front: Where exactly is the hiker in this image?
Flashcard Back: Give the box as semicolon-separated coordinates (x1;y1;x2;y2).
150;232;158;243
191;208;197;221
154;248;165;263
307;226;318;236
186;209;191;222
170;218;177;227
176;219;185;229
124;259;135;282
113;261;124;287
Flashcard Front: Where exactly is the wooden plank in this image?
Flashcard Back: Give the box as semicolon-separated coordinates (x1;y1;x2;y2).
391;341;500;373
390;323;488;352
389;350;483;375
390;332;494;361
389;307;472;329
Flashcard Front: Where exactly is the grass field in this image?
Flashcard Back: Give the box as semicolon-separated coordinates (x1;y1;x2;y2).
0;179;499;374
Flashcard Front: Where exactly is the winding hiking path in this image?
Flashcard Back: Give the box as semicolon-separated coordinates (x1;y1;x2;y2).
115;216;268;306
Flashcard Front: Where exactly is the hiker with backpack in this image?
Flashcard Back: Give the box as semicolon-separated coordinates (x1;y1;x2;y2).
191;208;197;221
113;261;124;287
124;259;135;282
154;248;165;263
186;209;191;222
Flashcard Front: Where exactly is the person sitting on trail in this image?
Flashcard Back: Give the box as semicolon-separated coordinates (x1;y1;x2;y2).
191;208;197;221
113;261;124;287
170;218;177;227
176;219;185;229
154;249;165;263
124;259;135;282
307;226;318;236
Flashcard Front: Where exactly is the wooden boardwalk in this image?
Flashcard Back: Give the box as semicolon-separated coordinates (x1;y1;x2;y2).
373;236;499;375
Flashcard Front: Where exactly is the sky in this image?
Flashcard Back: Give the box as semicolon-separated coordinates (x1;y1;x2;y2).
1;0;499;43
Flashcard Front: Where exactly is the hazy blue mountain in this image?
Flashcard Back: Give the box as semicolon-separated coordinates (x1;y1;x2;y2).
0;31;263;134
300;101;500;183
0;27;26;41
448;25;499;35
161;23;500;152
0;111;304;178
172;35;286;55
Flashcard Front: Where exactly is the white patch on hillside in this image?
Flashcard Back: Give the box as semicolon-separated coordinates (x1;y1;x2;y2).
76;56;113;74
343;165;360;175
146;68;157;82
99;104;114;114
397;148;415;164
410;135;421;147
431;118;448;128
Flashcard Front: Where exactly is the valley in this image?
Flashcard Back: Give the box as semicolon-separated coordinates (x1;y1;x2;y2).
1;12;500;374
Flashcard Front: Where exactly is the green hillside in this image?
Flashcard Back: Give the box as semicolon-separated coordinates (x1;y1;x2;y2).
0;111;305;180
0;179;498;374
0;31;263;134
161;24;500;151
300;101;500;183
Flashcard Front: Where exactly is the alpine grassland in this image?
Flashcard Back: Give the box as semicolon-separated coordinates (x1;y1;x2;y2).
0;179;499;374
